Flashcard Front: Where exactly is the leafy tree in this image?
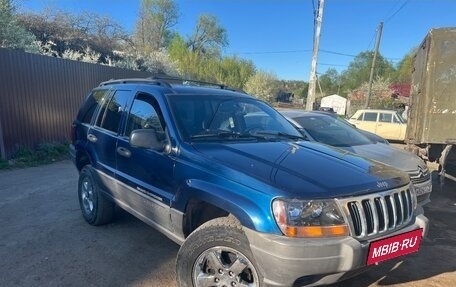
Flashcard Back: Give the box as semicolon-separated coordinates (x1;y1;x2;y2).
281;80;309;101
318;68;341;96
340;51;395;96
210;56;255;89
134;0;178;54
392;49;416;83
244;71;281;103
168;35;253;88
187;14;228;57
168;35;201;77
0;0;38;51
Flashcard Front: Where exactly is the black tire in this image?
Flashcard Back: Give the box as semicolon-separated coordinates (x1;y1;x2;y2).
176;216;263;287
78;165;114;225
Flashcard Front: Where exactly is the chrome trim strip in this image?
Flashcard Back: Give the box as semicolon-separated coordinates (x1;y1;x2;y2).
336;185;414;241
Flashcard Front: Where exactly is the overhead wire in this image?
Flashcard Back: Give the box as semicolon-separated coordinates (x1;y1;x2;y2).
231;49;312;55
233;1;409;75
318;63;349;67
366;28;378;51
384;0;410;24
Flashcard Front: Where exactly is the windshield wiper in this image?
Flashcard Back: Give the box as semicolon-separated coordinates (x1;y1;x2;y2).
248;131;306;141
190;131;235;139
190;131;261;141
190;131;305;142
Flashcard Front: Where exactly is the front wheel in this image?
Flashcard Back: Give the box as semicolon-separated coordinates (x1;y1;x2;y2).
176;216;263;287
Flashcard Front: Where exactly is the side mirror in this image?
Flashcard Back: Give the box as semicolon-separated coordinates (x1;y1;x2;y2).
130;129;165;151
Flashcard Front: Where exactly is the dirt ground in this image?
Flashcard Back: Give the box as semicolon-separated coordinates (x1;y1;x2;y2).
0;160;455;287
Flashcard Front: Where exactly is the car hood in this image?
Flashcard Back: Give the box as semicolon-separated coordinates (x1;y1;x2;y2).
192;141;409;198
338;143;426;173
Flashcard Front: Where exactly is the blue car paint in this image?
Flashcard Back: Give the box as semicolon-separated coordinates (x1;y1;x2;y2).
167;139;409;234
72;83;410;235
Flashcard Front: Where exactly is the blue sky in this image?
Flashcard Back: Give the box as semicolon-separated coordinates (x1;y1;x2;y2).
19;0;456;81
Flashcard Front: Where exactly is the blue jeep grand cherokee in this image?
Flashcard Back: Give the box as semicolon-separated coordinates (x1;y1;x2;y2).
70;77;428;287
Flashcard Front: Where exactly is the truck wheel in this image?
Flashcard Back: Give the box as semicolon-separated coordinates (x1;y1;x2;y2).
78;165;114;225
176;216;263;287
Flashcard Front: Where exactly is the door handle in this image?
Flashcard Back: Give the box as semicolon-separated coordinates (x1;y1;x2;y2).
87;134;97;143
117;147;131;158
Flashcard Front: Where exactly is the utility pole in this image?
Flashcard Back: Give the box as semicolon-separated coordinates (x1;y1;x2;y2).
365;21;383;108
306;0;325;110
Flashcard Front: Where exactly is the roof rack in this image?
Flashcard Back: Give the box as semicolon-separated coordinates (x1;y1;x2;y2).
99;74;246;93
99;78;172;88
149;74;247;93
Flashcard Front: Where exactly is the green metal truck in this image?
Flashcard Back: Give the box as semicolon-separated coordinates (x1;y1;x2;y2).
407;28;456;182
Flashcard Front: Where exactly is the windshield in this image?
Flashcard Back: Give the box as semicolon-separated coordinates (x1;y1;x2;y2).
168;95;302;142
395;111;406;123
293;115;373;147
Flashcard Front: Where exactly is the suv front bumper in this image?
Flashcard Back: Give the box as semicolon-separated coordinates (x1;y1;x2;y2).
244;210;428;287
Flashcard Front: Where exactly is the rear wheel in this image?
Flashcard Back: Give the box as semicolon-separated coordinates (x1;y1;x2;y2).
78;165;114;225
176;216;263;287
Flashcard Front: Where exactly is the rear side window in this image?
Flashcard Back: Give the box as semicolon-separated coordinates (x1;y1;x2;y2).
363;112;378;122
76;89;110;124
95;90;131;133
379;113;392;123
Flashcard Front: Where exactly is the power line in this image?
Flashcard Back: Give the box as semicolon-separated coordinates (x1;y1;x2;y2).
383;1;404;20
318;63;349;67
319;49;357;57
228;49;400;62
230;49;312;55
366;28;378;50
384;0;409;24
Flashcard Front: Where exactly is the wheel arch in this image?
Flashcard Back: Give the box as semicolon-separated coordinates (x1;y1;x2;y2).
76;149;92;171
176;179;278;238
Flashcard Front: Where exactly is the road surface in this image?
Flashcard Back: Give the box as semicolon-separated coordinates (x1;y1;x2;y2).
1;160;455;286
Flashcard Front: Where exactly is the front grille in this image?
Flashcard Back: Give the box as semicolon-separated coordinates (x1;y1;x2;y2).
338;187;414;240
409;167;431;185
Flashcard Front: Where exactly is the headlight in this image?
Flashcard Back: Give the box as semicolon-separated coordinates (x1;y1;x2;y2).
272;199;349;238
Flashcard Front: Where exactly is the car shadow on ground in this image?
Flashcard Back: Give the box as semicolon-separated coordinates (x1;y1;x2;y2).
103;208;181;286
334;171;456;286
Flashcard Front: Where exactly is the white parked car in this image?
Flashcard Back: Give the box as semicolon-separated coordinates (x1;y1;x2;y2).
280;109;432;205
348;109;407;141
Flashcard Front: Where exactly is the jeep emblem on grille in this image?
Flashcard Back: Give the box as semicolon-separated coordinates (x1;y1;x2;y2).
377;181;389;188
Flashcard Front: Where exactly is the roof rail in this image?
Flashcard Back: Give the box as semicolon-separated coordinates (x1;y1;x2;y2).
99;74;247;94
99;78;172;88
149;74;247;93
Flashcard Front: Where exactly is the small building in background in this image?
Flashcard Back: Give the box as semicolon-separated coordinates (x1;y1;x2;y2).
320;94;347;115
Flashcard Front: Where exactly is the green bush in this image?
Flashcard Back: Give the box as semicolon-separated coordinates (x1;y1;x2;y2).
0;158;10;169
0;142;70;170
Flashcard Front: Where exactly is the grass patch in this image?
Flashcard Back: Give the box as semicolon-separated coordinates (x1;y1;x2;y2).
0;158;9;169
0;142;70;170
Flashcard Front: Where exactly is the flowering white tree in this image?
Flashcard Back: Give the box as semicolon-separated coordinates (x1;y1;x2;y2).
245;71;281;103
142;49;178;74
